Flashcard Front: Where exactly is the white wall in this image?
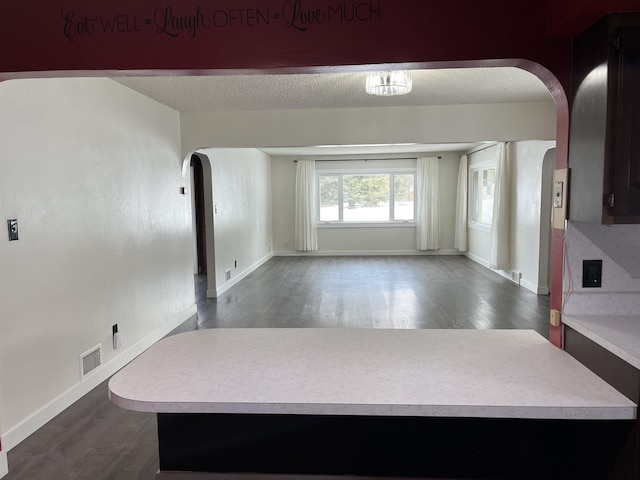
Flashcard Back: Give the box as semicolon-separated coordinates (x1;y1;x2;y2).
466;141;555;294
0;78;196;452
466;146;497;265
199;148;273;296
271;154;459;255
510;142;555;293
181;102;556;156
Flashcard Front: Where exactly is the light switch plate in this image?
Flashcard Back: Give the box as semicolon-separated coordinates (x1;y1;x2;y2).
7;219;18;241
553;181;563;208
552;169;568;230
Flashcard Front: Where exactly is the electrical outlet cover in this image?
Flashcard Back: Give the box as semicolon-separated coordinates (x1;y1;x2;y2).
582;260;602;288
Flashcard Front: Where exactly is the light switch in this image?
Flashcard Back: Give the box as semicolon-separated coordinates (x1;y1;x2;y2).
552;169;568;230
553;181;563;208
7;219;18;241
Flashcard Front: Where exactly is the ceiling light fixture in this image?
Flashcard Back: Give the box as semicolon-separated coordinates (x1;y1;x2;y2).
366;70;413;96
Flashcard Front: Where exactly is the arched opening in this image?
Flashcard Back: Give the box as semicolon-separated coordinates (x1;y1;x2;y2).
183;151;217;299
191;154;207;275
149;61;568;342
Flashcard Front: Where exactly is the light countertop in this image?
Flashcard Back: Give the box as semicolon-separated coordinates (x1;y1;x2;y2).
563;315;640;370
108;328;636;420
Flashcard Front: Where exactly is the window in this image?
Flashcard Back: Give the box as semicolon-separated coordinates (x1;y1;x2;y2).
469;164;495;227
318;170;415;223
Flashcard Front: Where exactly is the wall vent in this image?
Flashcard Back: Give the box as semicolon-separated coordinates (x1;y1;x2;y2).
80;344;102;379
225;269;231;281
511;271;522;285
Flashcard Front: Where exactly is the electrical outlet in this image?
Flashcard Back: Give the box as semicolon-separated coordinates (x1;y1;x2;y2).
582;260;602;288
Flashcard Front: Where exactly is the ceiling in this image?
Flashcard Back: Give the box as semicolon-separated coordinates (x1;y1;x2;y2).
112;67;553;156
113;67;551;112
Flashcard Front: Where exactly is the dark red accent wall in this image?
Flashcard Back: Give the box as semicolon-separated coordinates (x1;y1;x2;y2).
1;0;572;87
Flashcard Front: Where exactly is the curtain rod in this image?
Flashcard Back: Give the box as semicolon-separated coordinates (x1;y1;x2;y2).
294;156;441;163
466;142;509;157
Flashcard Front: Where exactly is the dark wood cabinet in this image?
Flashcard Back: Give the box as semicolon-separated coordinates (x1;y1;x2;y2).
606;26;640;222
570;14;640;224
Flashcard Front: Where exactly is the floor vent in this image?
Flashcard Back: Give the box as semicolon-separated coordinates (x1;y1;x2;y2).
80;344;102;378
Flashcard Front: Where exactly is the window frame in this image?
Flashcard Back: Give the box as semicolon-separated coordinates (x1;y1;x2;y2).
468;161;496;231
316;167;417;226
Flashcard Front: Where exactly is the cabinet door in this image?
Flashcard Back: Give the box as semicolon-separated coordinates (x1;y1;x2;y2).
605;27;640;222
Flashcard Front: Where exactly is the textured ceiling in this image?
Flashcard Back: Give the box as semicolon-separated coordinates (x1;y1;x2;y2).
112;67;552;155
112;67;552;113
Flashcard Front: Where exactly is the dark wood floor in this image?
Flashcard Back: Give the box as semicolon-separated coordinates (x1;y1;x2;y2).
4;256;550;480
196;256;550;336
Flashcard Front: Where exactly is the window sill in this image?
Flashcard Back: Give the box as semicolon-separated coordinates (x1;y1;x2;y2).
318;222;416;229
468;223;491;233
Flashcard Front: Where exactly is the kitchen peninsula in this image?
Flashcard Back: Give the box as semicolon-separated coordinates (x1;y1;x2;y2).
109;328;637;479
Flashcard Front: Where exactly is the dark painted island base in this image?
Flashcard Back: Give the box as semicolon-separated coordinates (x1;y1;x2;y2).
564;325;640;479
157;413;636;480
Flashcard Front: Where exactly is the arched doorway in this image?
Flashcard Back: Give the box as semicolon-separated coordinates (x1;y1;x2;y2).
185;151;217;298
191;154;207;275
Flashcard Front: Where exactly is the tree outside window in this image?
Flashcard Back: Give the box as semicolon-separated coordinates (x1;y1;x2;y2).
318;171;415;223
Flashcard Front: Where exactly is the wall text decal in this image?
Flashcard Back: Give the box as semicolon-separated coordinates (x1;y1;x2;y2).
62;0;382;42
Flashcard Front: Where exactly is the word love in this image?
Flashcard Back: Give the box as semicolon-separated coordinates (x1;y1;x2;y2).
282;0;381;32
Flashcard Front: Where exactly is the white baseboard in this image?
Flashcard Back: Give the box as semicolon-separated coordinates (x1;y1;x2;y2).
464;251;491;269
216;252;274;297
521;278;549;295
0;451;7;478
274;249;462;257
1;306;197;453
464;253;548;295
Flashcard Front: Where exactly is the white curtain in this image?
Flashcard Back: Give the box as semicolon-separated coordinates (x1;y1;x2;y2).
416;157;440;251
453;155;468;252
294;160;318;251
489;143;510;270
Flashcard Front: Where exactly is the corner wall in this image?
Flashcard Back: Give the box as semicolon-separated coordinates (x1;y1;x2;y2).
0;78;196;452
466;141;555;294
199;148;273;297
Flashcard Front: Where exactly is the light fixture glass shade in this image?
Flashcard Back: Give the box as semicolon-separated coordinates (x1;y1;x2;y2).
366;70;413;96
